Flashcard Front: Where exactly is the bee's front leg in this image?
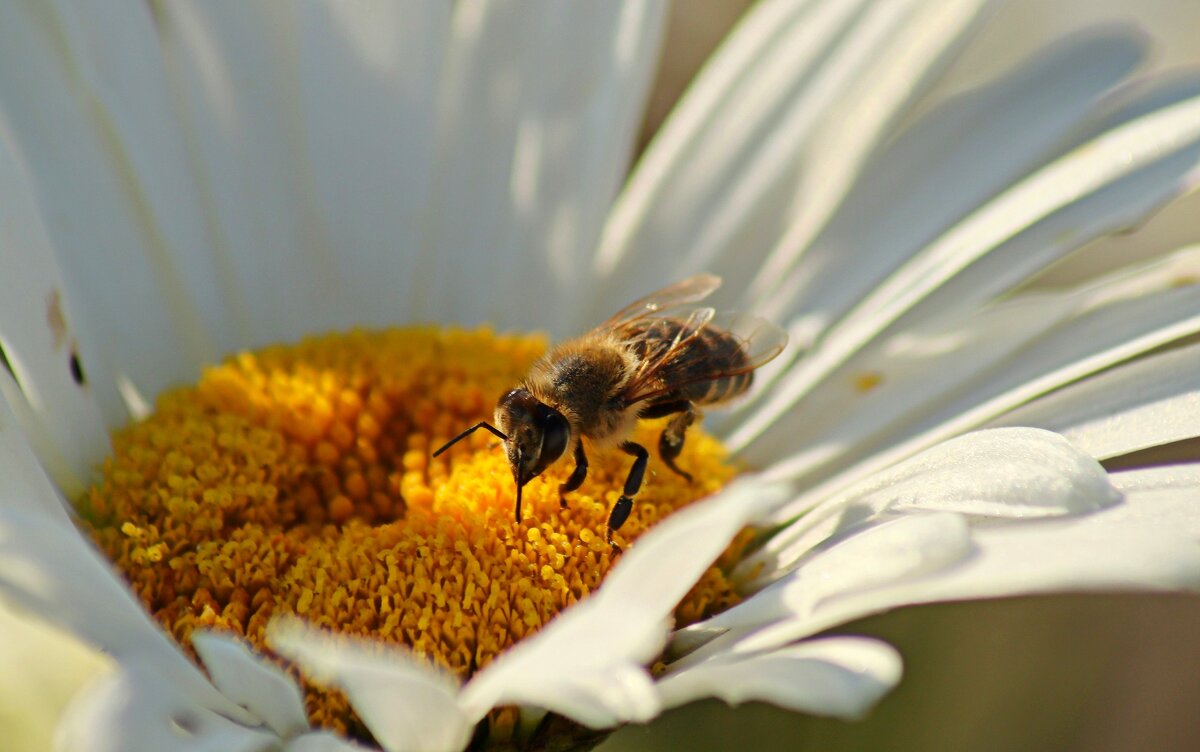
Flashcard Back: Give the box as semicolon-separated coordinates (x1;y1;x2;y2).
607;441;649;549
558;442;588;507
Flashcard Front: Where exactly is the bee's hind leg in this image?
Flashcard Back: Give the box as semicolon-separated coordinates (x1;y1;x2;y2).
558;442;588;508
607;441;649;549
658;403;698;483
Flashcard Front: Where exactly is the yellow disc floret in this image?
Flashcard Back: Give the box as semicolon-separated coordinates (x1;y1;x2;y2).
78;327;743;737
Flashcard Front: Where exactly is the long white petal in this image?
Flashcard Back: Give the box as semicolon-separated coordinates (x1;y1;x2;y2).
657;637;901;721
593;0;990;324
284;732;369;752
0;511;254;724
415;0;666;333
54;663;278;752
991;341;1200;460
730;92;1200;457
0;385;76;526
268;620;473;752
192;631;309;740
763;247;1200;517
754;28;1148;327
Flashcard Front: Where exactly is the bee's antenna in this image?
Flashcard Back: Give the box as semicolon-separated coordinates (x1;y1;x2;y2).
514;447;525;524
432;422;509;457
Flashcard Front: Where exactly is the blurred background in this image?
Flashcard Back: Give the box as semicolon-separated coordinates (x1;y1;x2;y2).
602;1;1200;750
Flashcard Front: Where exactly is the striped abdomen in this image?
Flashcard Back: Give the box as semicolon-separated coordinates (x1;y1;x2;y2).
625;318;753;407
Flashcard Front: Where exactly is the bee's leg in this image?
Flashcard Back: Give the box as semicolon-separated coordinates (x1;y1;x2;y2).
607;441;649;547
658;403;698;483
558;442;588;508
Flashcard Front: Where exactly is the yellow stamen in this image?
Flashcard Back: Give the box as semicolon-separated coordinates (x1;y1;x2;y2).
78;327;744;737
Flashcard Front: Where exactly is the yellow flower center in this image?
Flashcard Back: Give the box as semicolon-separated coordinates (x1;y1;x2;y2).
76;327;745;740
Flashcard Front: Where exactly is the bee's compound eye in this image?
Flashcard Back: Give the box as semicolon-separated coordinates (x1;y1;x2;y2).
538;409;569;469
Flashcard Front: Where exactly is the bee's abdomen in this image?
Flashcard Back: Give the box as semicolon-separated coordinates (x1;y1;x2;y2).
631;320;753;406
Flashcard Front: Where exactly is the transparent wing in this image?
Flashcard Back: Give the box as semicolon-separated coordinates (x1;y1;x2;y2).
600;273;722;329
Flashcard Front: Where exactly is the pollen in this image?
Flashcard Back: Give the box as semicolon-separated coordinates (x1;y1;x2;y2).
77;326;744;738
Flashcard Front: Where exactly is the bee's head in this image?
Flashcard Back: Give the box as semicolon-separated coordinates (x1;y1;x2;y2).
495;388;570;492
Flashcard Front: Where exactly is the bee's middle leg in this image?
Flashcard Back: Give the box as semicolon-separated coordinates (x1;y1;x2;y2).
558;442;588;508
658;403;698;483
607;441;649;546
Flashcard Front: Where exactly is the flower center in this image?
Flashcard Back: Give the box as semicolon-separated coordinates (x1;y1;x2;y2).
76;327;744;738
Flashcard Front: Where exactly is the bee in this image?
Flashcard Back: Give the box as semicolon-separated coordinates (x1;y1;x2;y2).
433;274;787;547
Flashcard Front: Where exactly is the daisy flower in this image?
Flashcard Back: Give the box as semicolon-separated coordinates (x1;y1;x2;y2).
3;1;1200;751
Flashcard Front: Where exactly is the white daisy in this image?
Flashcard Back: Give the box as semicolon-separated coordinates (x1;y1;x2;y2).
2;1;1200;751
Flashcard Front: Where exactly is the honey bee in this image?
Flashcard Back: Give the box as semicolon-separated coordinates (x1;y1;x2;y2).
433;274;787;547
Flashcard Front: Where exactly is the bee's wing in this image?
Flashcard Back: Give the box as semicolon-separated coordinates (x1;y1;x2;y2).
599;273;722;330
620;311;789;406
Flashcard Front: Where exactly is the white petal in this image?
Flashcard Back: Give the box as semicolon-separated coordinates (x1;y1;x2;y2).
992;341;1200;460
762;247;1200;511
754;28;1149;327
416;0;666;333
0;1;223;402
658;637;901;721
54;662;278;752
1111;463;1200;494
268;620;473;752
593;0;989;324
0;602;114;752
730;91;1200;458
459;478;786;728
192;631;309;740
0;511;254;723
750;428;1116;576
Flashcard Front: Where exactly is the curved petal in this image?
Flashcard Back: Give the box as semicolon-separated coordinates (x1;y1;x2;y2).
747;428;1117;578
268;619;473;752
459;478;787;728
0;388;75;526
192;631;309;740
284;732;369;752
54;663;278;752
658;637;901;720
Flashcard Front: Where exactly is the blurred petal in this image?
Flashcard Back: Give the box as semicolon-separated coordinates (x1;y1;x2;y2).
0;511;254;723
416;0;666;333
0;602;113;752
284;732;369;752
55;663;277;752
0;386;75;526
658;637;901;720
153;1;451;350
192;631;309;739
268;620;473;752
